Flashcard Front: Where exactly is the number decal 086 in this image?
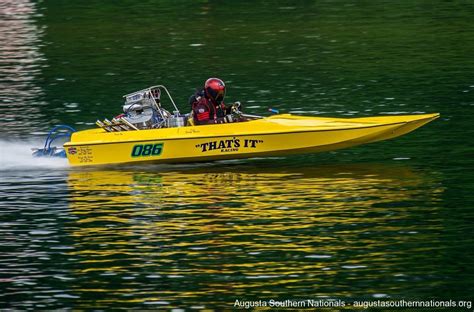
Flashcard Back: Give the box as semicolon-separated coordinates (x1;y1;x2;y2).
131;143;163;157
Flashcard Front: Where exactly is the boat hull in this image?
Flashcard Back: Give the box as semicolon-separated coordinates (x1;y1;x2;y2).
63;113;439;166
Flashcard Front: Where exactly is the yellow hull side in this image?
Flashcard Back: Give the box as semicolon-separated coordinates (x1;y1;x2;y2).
63;113;439;166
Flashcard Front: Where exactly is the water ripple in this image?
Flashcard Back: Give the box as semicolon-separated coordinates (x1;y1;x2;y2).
0;0;47;136
0;163;451;309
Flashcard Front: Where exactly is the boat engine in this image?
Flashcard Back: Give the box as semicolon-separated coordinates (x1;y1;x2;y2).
122;87;167;129
122;102;155;129
95;85;185;132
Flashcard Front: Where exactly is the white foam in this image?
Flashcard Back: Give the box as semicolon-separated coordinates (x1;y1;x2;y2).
0;139;69;171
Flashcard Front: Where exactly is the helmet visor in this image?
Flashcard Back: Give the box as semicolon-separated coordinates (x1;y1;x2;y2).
208;88;225;103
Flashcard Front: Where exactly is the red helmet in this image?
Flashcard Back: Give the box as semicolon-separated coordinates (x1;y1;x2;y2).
204;78;226;103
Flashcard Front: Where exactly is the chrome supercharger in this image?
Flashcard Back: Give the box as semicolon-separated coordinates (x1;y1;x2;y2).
96;85;188;132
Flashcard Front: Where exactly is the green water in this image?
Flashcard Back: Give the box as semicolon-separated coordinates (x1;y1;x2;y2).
1;0;473;310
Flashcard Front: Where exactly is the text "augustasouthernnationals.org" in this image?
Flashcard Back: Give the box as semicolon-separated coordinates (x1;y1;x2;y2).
233;299;473;310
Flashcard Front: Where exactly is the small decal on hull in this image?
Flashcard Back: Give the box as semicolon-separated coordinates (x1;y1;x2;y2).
68;147;77;155
75;146;93;163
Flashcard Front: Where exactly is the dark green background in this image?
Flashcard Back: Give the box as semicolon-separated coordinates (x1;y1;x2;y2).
1;0;473;310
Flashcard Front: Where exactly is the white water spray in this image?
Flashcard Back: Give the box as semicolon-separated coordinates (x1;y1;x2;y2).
0;140;68;171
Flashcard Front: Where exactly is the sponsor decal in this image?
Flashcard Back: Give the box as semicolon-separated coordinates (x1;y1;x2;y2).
131;143;163;157
195;138;263;153
77;146;93;163
67;147;77;155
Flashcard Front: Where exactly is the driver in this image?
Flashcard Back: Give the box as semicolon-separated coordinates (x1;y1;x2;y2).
189;78;242;125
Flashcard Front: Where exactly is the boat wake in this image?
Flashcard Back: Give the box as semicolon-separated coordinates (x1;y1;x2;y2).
0;139;68;171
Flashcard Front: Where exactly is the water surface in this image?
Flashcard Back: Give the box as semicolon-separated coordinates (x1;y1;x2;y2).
1;0;473;310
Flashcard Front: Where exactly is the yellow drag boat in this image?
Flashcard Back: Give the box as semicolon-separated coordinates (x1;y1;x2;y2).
33;85;439;166
62;113;438;166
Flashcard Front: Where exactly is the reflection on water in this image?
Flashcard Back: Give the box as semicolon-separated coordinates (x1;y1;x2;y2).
0;0;47;136
1;0;472;309
0;163;447;309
